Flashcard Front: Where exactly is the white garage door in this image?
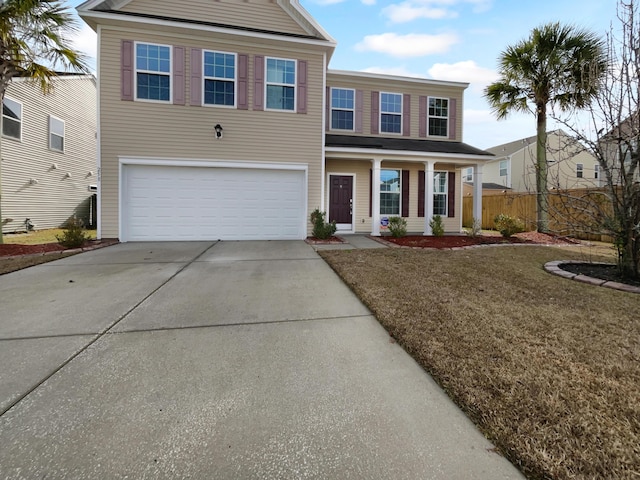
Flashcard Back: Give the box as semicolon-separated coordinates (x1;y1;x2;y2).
122;164;306;241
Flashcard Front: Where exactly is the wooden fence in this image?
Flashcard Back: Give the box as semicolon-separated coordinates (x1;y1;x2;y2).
462;188;615;242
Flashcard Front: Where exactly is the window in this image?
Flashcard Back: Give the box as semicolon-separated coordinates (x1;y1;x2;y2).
428;97;448;137
266;57;295;111
203;51;235;107
433;172;447;216
49;116;65;152
2;96;21;140
331;88;354;130
576;163;584;178
135;42;171;101
594;164;600;179
380;92;402;134
380;169;401;215
463;167;473;182
499;160;508;177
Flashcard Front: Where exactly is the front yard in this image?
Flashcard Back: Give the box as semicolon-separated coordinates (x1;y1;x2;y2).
320;246;640;480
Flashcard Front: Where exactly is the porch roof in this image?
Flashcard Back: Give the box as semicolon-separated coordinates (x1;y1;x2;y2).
325;135;493;157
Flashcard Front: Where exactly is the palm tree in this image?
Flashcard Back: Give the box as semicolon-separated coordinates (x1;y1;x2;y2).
0;0;89;243
485;22;606;233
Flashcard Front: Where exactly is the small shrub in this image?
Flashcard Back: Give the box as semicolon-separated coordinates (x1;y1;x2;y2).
56;216;89;248
310;208;337;240
429;215;445;236
494;213;524;238
465;218;482;238
387;216;407;238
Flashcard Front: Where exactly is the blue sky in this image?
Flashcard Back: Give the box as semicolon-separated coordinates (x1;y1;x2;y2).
68;0;616;149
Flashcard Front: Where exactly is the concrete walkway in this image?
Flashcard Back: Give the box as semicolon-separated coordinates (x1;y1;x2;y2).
0;241;524;479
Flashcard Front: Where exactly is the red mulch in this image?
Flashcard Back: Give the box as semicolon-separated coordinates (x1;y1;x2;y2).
0;239;116;258
385;232;578;249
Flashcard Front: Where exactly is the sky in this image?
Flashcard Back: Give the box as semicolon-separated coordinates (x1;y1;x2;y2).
67;0;617;149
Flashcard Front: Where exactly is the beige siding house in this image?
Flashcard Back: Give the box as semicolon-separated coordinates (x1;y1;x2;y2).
78;0;492;241
1;75;97;234
474;130;601;193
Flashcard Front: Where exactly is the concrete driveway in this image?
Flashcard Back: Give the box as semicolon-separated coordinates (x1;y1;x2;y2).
0;241;524;479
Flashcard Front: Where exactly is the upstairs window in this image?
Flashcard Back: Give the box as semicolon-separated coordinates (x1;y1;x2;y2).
266;57;295;111
463;167;473;182
331;88;354;130
499;159;508;177
428;97;448;137
576;163;584;178
203;51;236;107
594;164;600;179
380;169;401;215
49;115;65;152
135;42;171;102
2;96;21;140
434;172;448;216
380;93;402;134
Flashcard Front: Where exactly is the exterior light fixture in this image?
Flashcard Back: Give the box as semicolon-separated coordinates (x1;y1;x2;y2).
214;123;223;139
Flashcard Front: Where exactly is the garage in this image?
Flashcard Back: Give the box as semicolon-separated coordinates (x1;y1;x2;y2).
121;162;307;241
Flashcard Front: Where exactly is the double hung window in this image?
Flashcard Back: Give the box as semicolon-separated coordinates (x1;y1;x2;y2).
380;169;401;215
331;88;354;130
433;172;448;216
135;43;171;101
49;116;65;152
203;51;236;106
266;58;296;111
428;97;448;137
2;96;21;140
380;93;402;134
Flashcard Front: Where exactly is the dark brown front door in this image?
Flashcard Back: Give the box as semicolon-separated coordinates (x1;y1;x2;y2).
329;175;353;225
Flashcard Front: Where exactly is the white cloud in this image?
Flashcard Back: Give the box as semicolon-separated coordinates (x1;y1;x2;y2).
428;60;498;92
361;0;376;4
72;23;97;60
360;66;425;78
313;0;346;4
382;2;455;22
355;32;459;57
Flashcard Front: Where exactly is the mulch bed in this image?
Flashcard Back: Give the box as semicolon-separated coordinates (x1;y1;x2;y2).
305;236;345;244
561;262;640;288
0;239;113;258
384;232;578;249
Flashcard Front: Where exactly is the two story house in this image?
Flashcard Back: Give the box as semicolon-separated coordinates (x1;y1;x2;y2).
1;74;97;234
77;0;492;242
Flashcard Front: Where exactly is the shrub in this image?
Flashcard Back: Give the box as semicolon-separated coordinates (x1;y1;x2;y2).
387;216;407;238
465;218;482;238
310;208;337;240
56;216;90;248
429;215;445;236
494;213;524;238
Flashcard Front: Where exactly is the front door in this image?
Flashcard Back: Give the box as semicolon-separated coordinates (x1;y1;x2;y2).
329;175;353;231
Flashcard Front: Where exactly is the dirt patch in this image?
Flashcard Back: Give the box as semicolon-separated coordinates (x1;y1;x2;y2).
305;236;345;245
384;232;577;249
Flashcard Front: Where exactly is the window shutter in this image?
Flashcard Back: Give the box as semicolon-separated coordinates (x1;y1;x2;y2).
173;46;185;105
355;90;363;133
403;94;411;137
448;98;457;140
402;170;410;217
418;170;425;217
371;91;379;135
190;48;202;106
369;169;373;217
419;96;427;137
254;55;264;111
326;87;330;130
297;60;307;114
121;40;134;101
237;54;248;110
448;171;456;217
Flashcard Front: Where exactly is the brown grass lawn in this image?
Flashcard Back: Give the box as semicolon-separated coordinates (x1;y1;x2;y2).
320;246;640;480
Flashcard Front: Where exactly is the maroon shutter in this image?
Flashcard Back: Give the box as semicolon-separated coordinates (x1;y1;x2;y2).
237;54;248;110
369;169;373;217
355;89;363;133
173;46;185;105
418;170;425;217
326;86;330;130
190;48;202;106
403;94;411;137
448;171;456;217
297;60;307;114
419;96;427;137
371;91;379;134
254;55;264;110
401;170;410;217
121;40;134;101
448;98;457;140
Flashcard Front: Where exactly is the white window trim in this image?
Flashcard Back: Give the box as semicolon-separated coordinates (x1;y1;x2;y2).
427;96;449;138
202;49;237;109
594;164;600;179
2;95;22;141
463;167;473;182
380;168;402;216
264;56;297;113
330;87;355;132
499;159;509;177
576;163;584;178
433;170;448;216
49;115;65;152
133;41;173;103
379;92;403;135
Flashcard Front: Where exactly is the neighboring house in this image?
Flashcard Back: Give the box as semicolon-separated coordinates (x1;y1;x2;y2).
77;0;493;242
599;114;640;185
462;182;512;197
473;130;601;193
1;74;97;234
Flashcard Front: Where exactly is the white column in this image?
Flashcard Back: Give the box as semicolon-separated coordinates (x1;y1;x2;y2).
424;161;434;235
371;158;382;236
473;163;483;224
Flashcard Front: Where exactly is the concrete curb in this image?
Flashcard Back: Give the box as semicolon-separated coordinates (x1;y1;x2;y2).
544;260;640;294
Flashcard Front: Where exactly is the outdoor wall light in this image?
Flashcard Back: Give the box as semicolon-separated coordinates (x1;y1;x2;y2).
214;123;223;139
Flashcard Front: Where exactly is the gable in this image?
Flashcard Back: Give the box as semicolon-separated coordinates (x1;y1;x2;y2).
118;0;311;37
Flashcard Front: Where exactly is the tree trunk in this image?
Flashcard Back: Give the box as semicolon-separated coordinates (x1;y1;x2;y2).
536;104;549;233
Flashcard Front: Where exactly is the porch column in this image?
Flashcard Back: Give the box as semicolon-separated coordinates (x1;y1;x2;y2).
423;160;434;235
473;163;483;223
371;158;382;236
